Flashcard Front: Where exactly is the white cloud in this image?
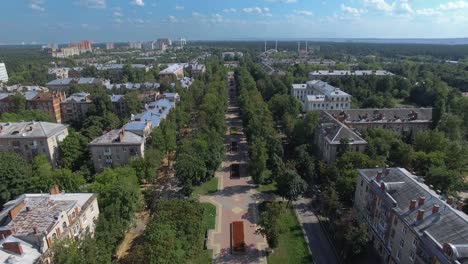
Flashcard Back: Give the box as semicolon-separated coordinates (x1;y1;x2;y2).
78;0;106;9
192;12;204;17
294;10;313;16
340;4;366;16
415;8;440;16
211;13;224;23
223;8;237;13
168;15;178;23
175;5;184;10
242;6;272;16
363;0;393;13
130;0;144;7
440;1;468;10
29;0;45;11
265;0;297;3
113;11;123;17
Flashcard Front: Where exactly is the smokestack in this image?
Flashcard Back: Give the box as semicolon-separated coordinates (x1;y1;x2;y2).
306;41;308;53
33;227;40;234
49;185;60;195
457;200;464;211
2;242;23;255
432;204;440;214
418;197;426;206
264;41;267;52
376;171;383;182
409;200;417;210
275;40;278;51
447;196;454;206
417;209;425;221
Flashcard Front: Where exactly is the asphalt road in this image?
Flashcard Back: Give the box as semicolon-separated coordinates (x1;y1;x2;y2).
294;197;340;264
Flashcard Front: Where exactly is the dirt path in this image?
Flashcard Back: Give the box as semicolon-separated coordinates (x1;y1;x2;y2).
115;211;150;260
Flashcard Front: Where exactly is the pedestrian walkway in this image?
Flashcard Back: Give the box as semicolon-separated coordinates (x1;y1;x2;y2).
200;72;268;264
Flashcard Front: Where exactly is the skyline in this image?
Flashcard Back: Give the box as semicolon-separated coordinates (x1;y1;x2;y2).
1;0;468;43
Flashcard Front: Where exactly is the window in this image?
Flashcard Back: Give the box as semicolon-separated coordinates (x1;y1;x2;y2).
52;233;58;240
402;226;408;234
412;238;418;247
360;180;363;186
90;205;94;212
62;222;67;229
399;239;405;248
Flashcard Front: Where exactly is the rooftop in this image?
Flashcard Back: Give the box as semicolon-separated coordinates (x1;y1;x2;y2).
0;235;42;264
105;82;160;90
89;129;144;145
159;64;184;75
0;122;68;139
319;111;366;145
327;108;433;124
0;193;95;236
310;70;394;76
307;80;350;97
46;78;101;86
359;168;468;258
63;92;91;103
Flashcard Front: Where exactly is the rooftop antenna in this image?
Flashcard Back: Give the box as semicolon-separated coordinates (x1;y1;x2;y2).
297;42;300;55
306;41;308;53
275;40;278;51
264;41;267;52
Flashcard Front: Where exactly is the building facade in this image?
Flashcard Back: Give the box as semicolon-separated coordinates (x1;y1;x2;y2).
292;80;352;111
314;111;367;163
0;63;8;83
326;108;433;139
60;92;93;124
354;167;468;264
309;70;394;79
0;122;68;166
89;128;145;172
0;187;99;263
159;64;185;80
46;78;106;91
27;91;66;123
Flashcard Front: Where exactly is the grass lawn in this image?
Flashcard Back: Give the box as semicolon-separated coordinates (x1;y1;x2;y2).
192;177;218;198
267;203;313;264
256;181;277;194
190;203;217;264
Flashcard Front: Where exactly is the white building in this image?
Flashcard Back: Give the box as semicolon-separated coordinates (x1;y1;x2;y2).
0;187;99;264
129;42;142;49
309;70;394;78
0;63;8;84
291;80;352;111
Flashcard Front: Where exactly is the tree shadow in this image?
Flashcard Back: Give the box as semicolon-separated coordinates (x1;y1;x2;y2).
213;244;265;264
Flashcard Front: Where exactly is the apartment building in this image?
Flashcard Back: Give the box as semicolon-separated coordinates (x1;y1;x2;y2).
60;92;93;124
27;91;66;123
0;187;99;263
0;63;8;83
46;78;107;91
0;121;68;166
314;111;367;163
326;108;433;138
89;128;145;172
291;80;352;111
159;64;185;81
128;42;142;49
187;64;206;77
106;43;114;50
309;70;394;79
354;167;468;264
110;94;128;118
51;47;80;58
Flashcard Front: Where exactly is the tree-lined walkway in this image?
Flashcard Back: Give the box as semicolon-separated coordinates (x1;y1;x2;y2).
200;72;269;264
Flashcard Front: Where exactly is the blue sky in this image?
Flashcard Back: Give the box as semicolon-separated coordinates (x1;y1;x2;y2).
1;0;467;43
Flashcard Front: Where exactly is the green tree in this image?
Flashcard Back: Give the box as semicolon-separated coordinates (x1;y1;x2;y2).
0;153;31;205
277;170;308;206
58;131;90;172
249;138;269;184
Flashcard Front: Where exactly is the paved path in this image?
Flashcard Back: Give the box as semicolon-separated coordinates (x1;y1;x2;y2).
293;197;339;264
200;72;269;264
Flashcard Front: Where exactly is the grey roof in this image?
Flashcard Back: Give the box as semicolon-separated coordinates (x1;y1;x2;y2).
47;78;101;86
131;98;174;129
89;129;144;145
24;91;39;101
63;92;91;103
0;193;95;236
318;111;366;145
306;80;350;97
0;122;68;139
110;94;124;102
327;108;433;124
359;168;468;250
159;64;184;74
309;70;394;77
104;82;160;90
93;64;149;71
